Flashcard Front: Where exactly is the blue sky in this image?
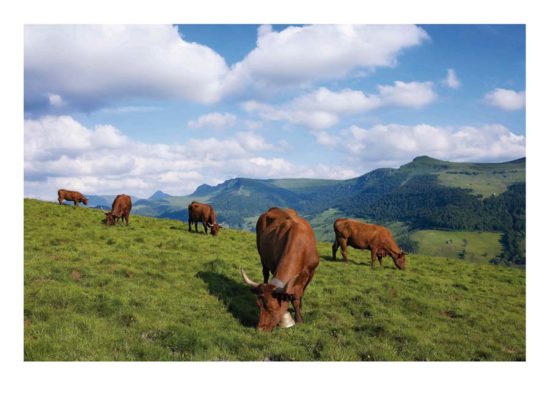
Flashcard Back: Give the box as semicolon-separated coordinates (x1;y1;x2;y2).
24;24;525;199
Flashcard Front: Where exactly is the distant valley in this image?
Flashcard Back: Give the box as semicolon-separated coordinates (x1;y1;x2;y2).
84;156;525;265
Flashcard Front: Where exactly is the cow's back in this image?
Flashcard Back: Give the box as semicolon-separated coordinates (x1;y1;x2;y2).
188;201;212;222
335;218;399;252
112;194;132;215
257;207;318;279
58;189;80;199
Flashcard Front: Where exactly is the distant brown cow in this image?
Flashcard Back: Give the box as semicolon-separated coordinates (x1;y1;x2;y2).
332;218;406;269
103;194;132;226
241;207;319;332
188;201;221;236
57;189;88;206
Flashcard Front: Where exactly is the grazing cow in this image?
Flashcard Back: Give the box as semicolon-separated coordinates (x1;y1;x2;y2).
103;194;132;226
241;207;319;332
188;201;221;236
57;189;88;206
332;218;406;269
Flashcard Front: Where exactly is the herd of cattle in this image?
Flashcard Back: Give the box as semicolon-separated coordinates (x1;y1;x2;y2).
57;188;406;332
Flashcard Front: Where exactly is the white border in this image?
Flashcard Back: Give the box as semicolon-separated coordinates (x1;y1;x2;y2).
3;1;547;392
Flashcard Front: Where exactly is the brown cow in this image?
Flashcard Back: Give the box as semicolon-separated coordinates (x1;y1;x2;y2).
332;218;406;269
103;194;132;226
241;207;319;332
57;189;88;206
188;201;221;236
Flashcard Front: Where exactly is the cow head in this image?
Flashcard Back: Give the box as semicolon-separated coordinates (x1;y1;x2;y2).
395;251;407;270
241;269;296;332
82;197;89;206
103;211;115;226
208;223;222;236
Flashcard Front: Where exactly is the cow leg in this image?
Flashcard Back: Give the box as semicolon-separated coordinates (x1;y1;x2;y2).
332;240;339;260
58;198;63;205
370;248;378;268
262;266;270;283
377;254;383;267
188;219;192;232
203;221;208;234
74;200;78;206
125;214;129;225
339;238;348;262
194;222;198;232
291;272;311;323
292;297;304;323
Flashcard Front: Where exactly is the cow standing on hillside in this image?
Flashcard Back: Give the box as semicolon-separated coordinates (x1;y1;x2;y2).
332;218;406;269
187;201;221;236
57;189;88;206
241;207;319;332
103;194;132;226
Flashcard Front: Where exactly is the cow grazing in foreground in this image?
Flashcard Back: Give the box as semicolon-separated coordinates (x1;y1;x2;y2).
57;189;88;206
188;201;221;236
241;207;319;332
103;194;132;226
332;218;406;269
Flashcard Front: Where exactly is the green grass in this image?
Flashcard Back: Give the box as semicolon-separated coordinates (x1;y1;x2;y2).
24;199;525;361
437;166;525;198
410;230;503;263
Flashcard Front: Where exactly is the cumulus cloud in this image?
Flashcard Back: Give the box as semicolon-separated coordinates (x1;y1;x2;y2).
24;116;331;200
223;24;429;94
187;112;237;130
336;123;525;163
377;81;437;107
25;24;430;114
47;93;65;107
25;25;230;113
244;81;436;130
484;88;526;111
443;69;460;89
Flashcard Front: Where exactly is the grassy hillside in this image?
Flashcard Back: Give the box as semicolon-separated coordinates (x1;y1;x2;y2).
85;156;525;265
24;199;525;361
410;230;503;263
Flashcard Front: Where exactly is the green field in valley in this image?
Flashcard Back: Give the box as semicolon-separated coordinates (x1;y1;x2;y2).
24;199;525;361
410;230;503;264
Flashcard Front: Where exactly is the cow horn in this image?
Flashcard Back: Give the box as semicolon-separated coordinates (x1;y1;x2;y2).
240;268;260;288
275;274;299;294
206;222;212;227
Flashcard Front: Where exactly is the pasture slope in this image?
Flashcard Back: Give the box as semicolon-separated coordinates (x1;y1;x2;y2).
24;199;525;361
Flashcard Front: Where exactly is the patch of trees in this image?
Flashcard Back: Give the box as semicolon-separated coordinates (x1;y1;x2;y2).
341;175;525;265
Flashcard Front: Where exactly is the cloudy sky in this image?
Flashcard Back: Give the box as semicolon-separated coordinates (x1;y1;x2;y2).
24;24;526;200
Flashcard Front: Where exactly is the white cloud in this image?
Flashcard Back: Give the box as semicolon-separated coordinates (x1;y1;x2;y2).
47;93;65;107
244;81;436;130
25;24;430;113
336;123;525;163
187;112;237;130
24;116;286;199
484;88;526;111
292;87;383;113
25;25;230;111
377;81;437;107
443;69;461;89
223;24;429;95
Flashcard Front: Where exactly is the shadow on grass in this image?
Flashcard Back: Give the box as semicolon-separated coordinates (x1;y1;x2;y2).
320;255;366;266
196;271;258;328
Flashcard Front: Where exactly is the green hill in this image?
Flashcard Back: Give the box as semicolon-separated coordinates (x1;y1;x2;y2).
91;156;524;265
24;199;525;361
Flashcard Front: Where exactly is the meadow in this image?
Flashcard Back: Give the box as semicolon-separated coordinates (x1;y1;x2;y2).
24;199;525;361
410;230;503;263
